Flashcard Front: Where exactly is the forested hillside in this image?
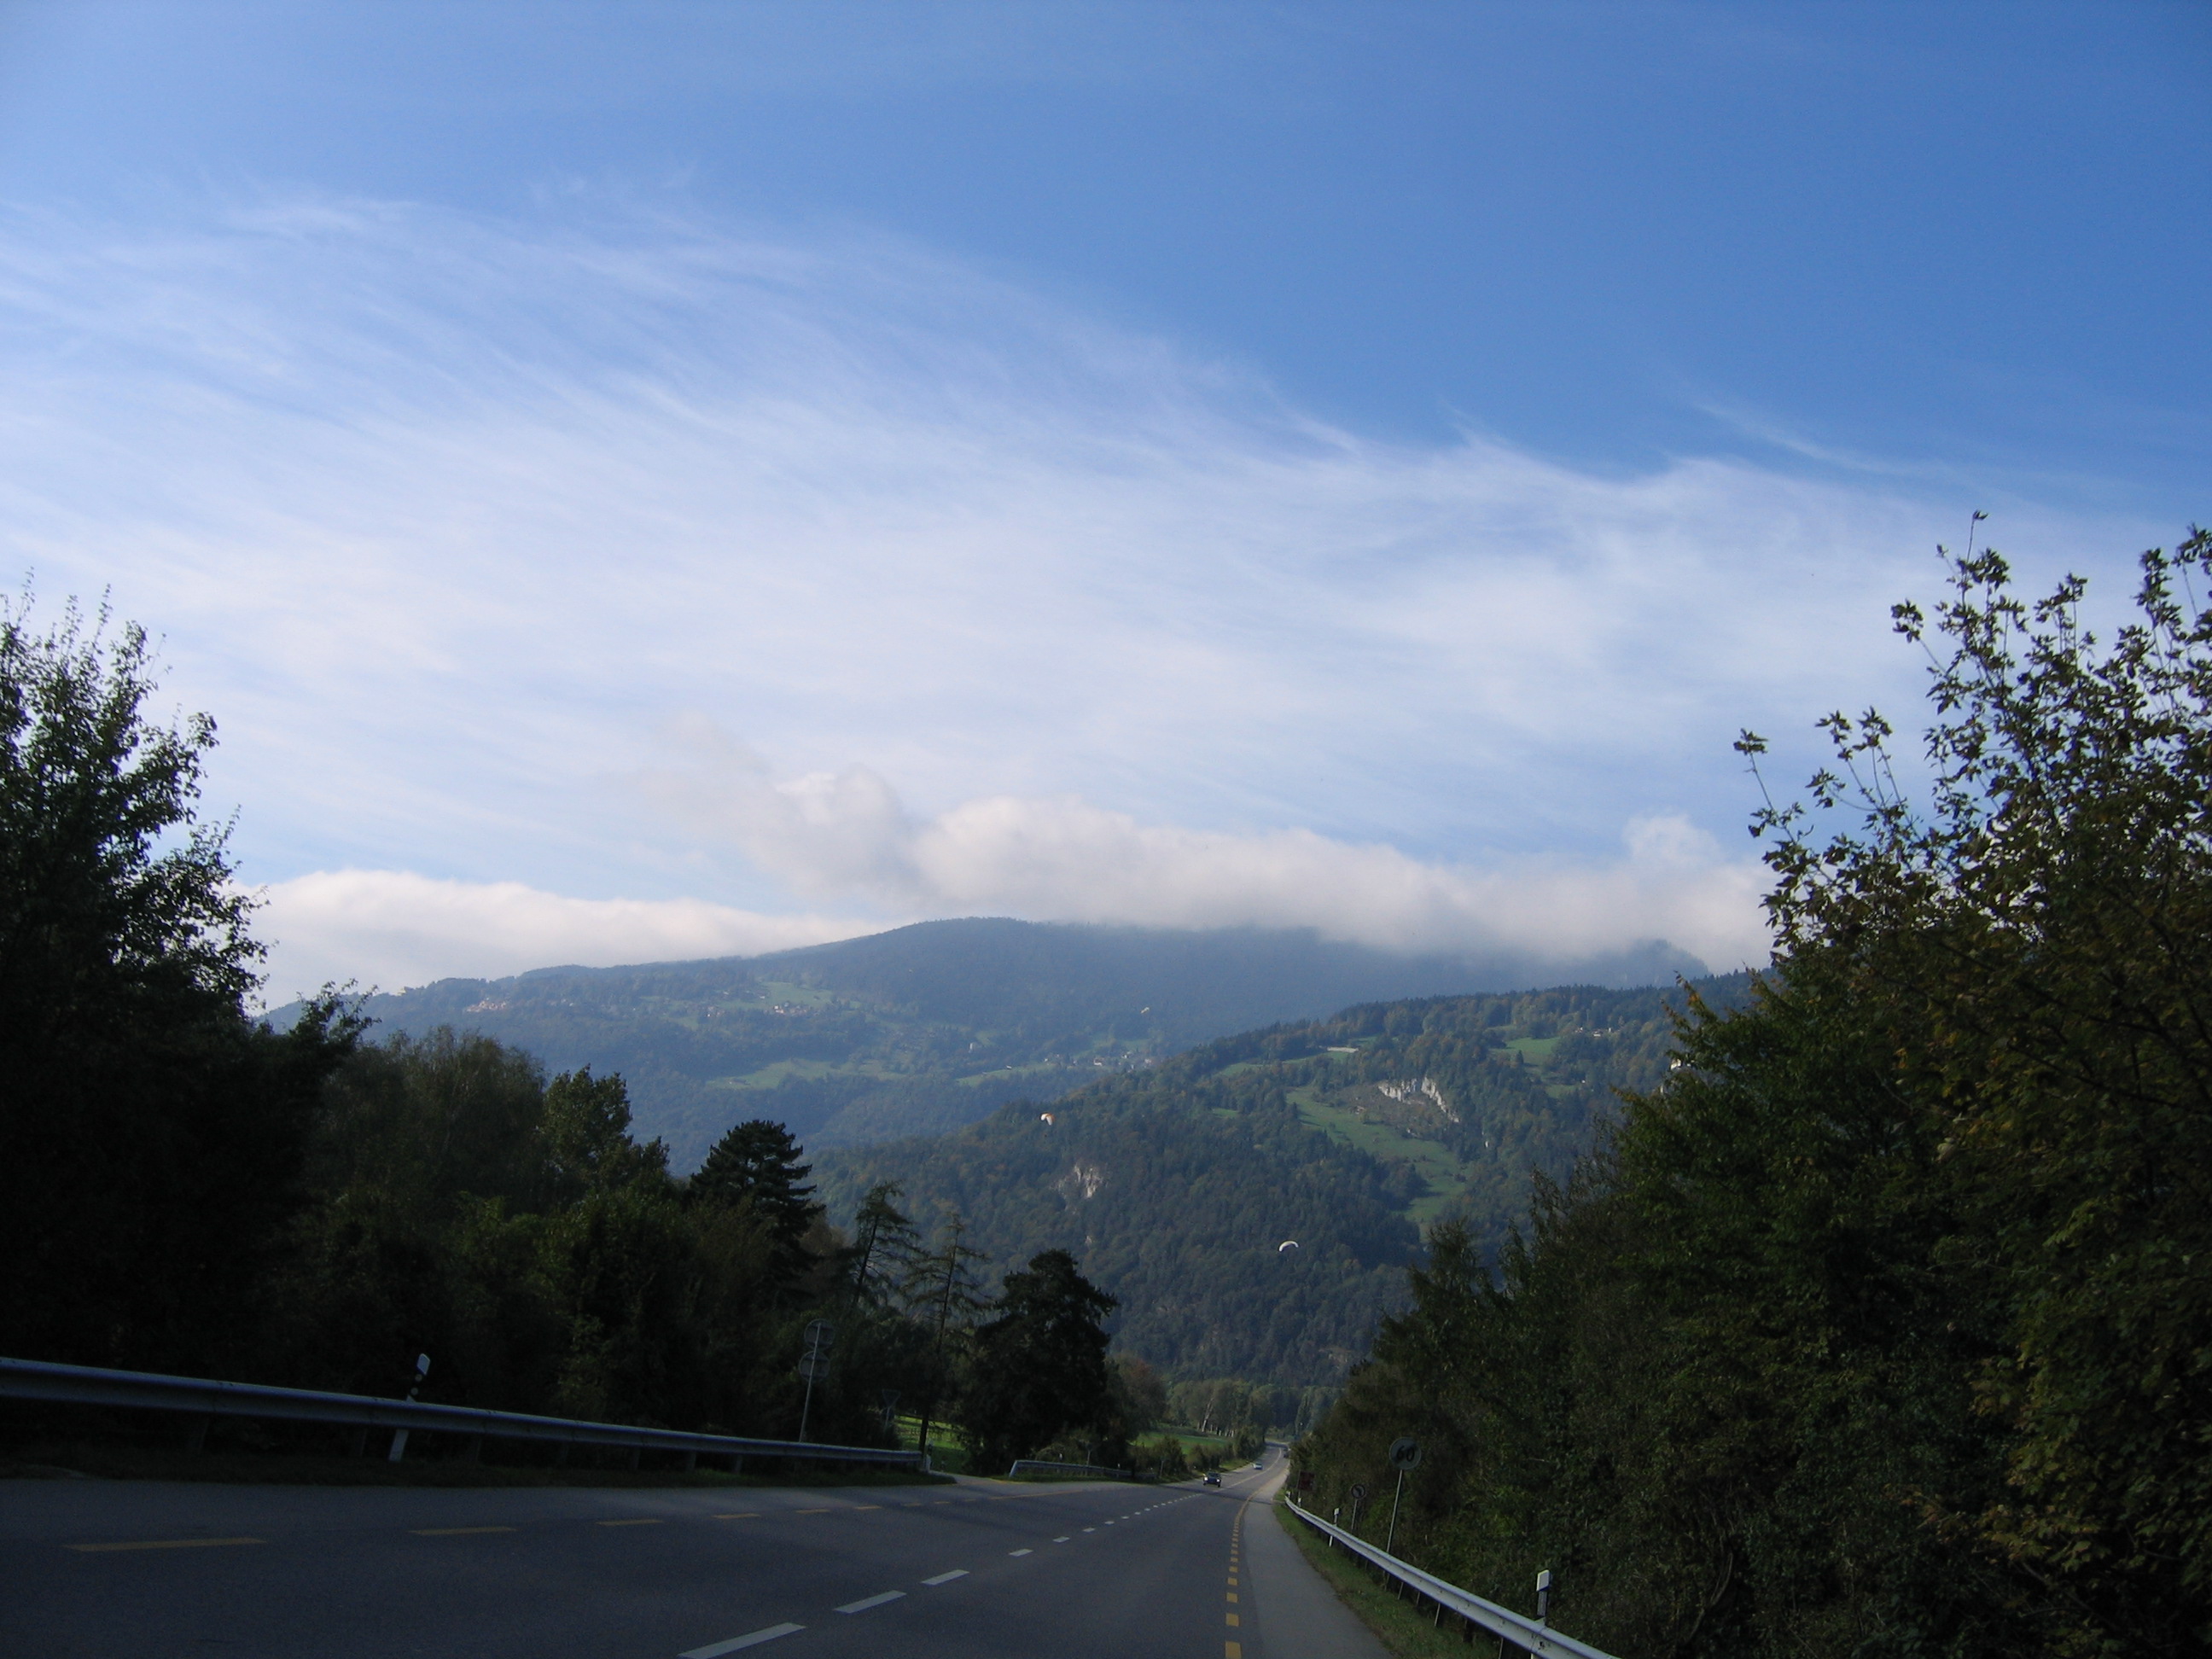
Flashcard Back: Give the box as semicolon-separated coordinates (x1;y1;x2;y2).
1291;535;2212;1656
303;920;1708;1168
816;974;1749;1386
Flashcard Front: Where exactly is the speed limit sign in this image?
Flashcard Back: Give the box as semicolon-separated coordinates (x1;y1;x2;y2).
1388;1436;1422;1471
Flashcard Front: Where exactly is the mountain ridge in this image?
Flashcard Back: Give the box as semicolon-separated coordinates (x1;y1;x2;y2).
815;970;1755;1388
278;917;1714;1168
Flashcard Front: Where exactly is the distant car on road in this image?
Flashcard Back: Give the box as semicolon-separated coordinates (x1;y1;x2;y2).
1251;1461;1263;1469
1202;1471;1221;1487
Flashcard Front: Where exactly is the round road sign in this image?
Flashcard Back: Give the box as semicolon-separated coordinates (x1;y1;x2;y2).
1388;1436;1423;1471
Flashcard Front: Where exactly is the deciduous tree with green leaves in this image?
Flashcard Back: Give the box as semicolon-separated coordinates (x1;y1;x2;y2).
0;592;358;1373
1295;525;2212;1657
958;1248;1119;1475
1736;524;2212;1649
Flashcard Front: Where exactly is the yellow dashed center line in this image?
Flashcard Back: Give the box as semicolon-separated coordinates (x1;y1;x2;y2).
67;1537;262;1553
1225;1493;1254;1644
597;1518;663;1528
713;1512;760;1520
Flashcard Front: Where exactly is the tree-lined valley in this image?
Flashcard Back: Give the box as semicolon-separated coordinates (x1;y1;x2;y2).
10;527;2212;1656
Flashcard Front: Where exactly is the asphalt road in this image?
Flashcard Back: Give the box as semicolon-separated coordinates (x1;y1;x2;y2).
0;1451;1384;1659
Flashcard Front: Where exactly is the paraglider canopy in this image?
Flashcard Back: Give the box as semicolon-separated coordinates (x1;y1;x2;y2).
1039;1112;1055;1126
1278;1240;1300;1254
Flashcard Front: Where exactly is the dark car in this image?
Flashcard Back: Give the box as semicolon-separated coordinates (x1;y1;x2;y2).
1202;1472;1221;1487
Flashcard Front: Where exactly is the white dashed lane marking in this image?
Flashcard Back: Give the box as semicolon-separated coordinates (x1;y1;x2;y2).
680;1625;803;1657
677;1484;1232;1656
834;1592;905;1615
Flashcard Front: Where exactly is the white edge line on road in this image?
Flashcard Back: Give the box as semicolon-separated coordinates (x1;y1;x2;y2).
922;1570;968;1586
1009;1548;1033;1557
680;1624;803;1657
835;1592;907;1615
1053;1535;1070;1542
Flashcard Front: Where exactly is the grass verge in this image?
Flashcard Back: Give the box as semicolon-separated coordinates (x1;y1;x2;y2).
1272;1499;1487;1658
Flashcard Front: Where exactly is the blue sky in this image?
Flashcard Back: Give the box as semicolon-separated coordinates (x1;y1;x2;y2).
0;3;2203;995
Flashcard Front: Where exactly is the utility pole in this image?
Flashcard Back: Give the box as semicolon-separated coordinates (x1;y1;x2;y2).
796;1318;835;1442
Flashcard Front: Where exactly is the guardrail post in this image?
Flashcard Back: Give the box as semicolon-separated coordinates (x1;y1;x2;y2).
183;1414;212;1454
626;1446;640;1470
680;1450;696;1472
346;1426;368;1458
553;1441;570;1467
462;1435;483;1464
1272;1495;1623;1659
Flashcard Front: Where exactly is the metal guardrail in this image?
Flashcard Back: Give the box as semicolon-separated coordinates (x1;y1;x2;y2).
0;1356;925;1470
1283;1496;1621;1659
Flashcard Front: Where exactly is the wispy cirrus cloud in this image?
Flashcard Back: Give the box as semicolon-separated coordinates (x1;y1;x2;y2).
0;194;2160;993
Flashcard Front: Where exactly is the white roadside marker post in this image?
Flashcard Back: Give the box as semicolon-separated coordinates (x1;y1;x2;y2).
387;1353;430;1463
